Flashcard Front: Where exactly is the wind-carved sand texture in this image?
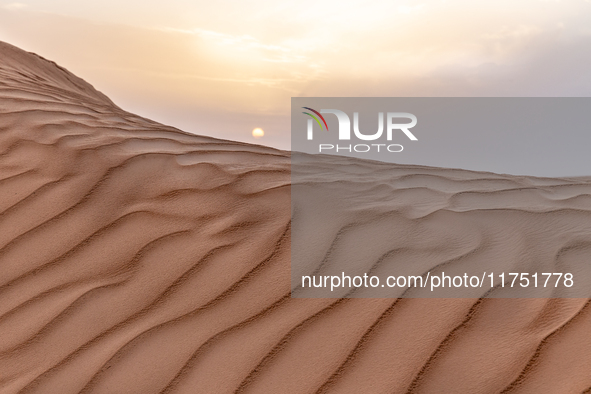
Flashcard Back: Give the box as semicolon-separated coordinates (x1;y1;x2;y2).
0;40;590;393
291;154;591;299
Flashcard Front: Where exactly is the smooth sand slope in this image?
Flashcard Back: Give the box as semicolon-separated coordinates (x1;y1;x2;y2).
0;41;590;393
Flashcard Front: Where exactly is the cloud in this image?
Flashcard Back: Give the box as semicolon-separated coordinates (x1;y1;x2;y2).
159;27;308;64
1;2;27;10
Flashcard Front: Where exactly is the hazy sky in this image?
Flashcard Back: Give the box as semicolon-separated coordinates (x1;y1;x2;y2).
1;0;590;152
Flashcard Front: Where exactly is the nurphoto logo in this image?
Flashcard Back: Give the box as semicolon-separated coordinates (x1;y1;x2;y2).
302;107;418;154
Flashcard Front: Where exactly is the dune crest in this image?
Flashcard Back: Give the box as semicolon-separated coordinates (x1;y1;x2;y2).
0;41;590;393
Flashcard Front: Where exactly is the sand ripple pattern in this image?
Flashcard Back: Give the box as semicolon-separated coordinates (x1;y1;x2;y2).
0;41;590;393
291;152;591;298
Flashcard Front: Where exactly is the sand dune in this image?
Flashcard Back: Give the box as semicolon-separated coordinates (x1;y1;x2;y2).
290;152;591;299
0;40;590;393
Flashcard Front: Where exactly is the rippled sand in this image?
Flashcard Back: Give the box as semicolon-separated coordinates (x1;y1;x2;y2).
0;41;590;393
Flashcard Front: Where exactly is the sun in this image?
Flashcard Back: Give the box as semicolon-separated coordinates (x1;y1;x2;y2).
252;128;264;138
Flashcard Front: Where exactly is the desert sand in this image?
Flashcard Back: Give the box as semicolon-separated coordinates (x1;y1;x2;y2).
0;40;590;393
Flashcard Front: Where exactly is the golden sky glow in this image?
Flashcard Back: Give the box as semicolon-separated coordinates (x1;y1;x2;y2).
1;0;590;149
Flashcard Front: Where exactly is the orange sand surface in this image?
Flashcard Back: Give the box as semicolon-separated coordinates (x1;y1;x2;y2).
0;41;590;393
